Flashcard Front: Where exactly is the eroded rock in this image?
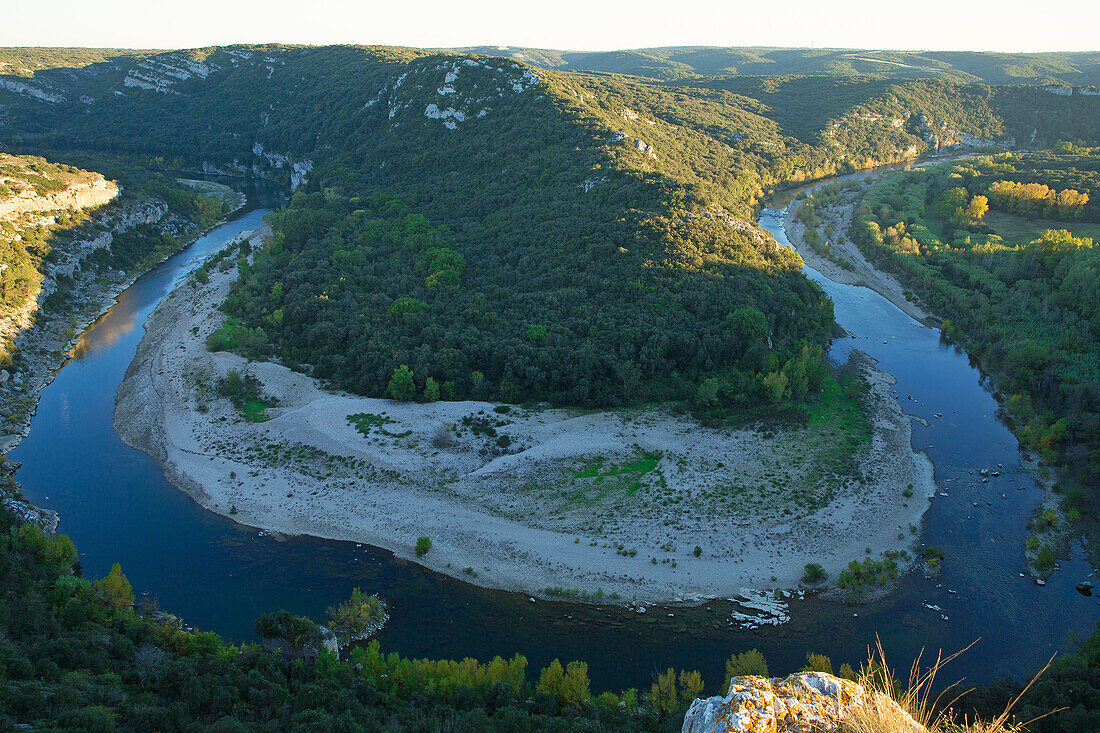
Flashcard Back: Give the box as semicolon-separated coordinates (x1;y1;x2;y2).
681;672;925;733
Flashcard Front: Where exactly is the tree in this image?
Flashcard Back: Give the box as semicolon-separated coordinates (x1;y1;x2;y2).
695;378;721;408
537;659;591;709
525;324;547;343
560;661;592;709
415;536;432;557
936;187;969;220
802;652;834;674
958;194;988;226
649;668;679;718
387;365;416;401
679;670;704;703
727;306;768;350
423;377;440;402
762;371;788;403
723;650;769;693
253;610;322;646
93;563;134;612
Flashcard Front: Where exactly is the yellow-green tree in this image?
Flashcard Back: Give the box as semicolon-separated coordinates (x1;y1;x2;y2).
94;563;134;612
537;659;591;709
723;649;769;693
802;652;834;674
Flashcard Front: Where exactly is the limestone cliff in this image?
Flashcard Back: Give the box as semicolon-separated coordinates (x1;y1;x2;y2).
0;175;117;218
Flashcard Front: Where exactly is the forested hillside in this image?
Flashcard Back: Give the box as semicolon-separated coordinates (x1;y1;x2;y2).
2;44;1099;407
455;46;1100;86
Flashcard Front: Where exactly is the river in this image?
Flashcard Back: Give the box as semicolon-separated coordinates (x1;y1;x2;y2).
8;175;1098;694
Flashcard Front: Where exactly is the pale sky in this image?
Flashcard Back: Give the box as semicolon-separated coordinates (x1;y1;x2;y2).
2;0;1098;53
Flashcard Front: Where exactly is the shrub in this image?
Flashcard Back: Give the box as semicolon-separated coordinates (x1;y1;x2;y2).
326;588;386;640
253;610;322;646
1034;545;1055;571
802;563;828;584
415;536;432;557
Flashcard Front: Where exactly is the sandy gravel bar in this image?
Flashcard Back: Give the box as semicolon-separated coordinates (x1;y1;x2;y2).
116;226;937;605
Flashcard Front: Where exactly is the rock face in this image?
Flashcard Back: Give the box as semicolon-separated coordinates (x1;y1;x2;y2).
681;672;925;733
0;176;117;219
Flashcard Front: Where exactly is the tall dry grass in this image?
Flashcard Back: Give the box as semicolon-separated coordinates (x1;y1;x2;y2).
840;638;1054;733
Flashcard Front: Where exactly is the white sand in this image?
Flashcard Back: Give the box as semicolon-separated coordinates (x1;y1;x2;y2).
116;226;937;605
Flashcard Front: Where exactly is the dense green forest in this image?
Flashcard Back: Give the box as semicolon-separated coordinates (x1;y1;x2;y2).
847;149;1100;501
4;45;1096;406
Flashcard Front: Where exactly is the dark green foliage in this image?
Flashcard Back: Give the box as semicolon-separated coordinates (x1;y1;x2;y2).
0;502;666;731
415;536;432;557
837;555;900;588
801;563;828;584
253;609;323;646
217;369;275;422
225;190;829;408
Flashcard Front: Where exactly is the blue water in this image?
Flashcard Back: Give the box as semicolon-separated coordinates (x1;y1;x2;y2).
7;177;1097;694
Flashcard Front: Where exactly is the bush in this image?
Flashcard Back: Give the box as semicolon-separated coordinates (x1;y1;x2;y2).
253;610;322;646
415;536;432;557
326;588;386;640
1035;545;1055;571
802;563;828;584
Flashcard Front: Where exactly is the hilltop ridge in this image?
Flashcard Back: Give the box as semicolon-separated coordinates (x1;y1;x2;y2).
2;44;1099;407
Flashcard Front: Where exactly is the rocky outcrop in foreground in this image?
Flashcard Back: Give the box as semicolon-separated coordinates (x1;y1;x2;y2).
682;672;925;733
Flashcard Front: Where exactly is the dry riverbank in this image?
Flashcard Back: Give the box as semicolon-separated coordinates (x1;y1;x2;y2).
783;190;934;327
115;226;938;606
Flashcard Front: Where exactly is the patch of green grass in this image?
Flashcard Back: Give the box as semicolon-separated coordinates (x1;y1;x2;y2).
573;457;607;479
206;316;270;359
570;450;661;499
217;370;275;423
984;211;1100;244
799;371;872;494
348;412;396;436
240;400;272;423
